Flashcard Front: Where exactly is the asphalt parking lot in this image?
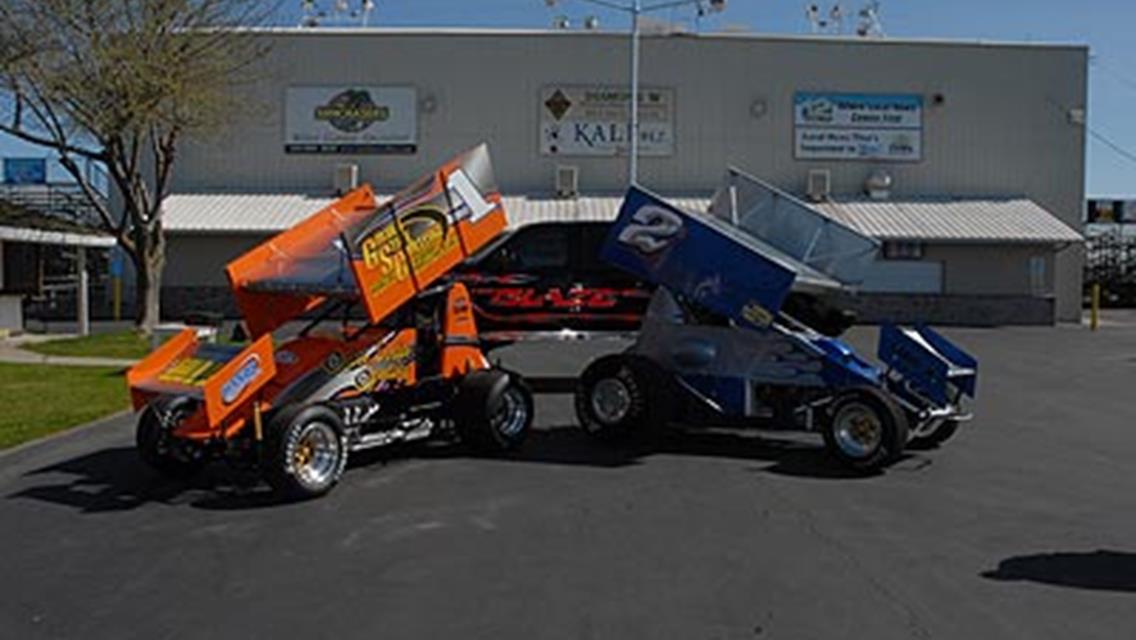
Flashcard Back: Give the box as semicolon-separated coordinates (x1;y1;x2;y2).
2;323;1136;639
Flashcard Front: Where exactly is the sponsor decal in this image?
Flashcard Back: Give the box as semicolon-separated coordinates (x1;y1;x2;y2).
369;344;415;382
274;350;298;366
221;355;262;404
741;301;774;328
158;357;225;386
324;351;345;373
359;204;459;296
314;89;389;133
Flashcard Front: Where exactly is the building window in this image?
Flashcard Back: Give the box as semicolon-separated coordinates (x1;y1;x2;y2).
882;241;924;261
1029;255;1049;297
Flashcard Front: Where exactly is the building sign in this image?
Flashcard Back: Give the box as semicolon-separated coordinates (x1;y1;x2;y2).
285;86;417;154
3;158;47;184
1087;199;1135;224
540;85;675;157
793;92;922;162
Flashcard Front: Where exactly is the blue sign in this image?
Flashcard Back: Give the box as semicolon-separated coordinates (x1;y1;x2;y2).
3;158;48;185
793;92;923;161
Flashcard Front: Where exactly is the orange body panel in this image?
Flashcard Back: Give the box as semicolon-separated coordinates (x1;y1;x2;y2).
200;334;276;428
126;328;199;410
349;150;508;329
226;186;379;339
441;283;489;377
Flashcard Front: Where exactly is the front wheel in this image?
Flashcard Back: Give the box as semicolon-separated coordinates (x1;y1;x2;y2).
264;405;349;500
455;369;533;452
821;387;908;472
575;354;670;441
136;397;206;479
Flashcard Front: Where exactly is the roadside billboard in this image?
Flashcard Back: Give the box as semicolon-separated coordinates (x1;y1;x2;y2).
3;158;48;184
285;86;417;154
1087;199;1135;224
540;85;675;157
794;92;923;162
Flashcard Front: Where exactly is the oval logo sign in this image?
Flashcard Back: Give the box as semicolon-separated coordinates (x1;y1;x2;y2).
221;355;262;404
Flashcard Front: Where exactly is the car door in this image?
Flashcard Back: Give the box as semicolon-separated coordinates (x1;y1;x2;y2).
573;223;654;331
458;223;577;332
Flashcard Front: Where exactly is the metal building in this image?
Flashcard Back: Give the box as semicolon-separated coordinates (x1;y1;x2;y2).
159;27;1086;324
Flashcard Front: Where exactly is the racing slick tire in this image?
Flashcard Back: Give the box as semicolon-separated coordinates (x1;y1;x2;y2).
575;354;672;441
264;404;348;500
909;419;961;450
455;369;533;452
136;397;207;479
821;387;909;473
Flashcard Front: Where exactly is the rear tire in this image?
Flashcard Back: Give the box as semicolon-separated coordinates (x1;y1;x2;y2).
821;387;908;472
136;397;206;479
575;354;671;441
264;405;348;500
455;369;533;452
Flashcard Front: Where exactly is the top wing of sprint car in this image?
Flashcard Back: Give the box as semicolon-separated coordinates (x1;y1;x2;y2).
127;143;510;432
598;168;977;422
226;143;507;338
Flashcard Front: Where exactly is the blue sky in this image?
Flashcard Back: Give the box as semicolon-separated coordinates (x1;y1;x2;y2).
4;0;1134;195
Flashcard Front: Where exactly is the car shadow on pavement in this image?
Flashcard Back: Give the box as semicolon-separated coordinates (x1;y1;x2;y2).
982;551;1136;593
7;426;916;514
7;447;284;513
489;425;903;480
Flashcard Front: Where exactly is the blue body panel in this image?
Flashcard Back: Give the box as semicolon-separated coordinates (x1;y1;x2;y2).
602;185;978;416
601;187;797;328
878;324;978;406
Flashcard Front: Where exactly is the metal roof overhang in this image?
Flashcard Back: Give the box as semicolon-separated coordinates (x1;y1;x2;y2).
0;225;115;248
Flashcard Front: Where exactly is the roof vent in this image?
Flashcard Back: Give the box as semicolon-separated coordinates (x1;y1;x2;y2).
806;169;831;203
556;164;579;199
865;169;893;200
334;163;359;195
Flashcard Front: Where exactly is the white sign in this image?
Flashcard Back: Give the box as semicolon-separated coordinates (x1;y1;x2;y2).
285;86;417;154
794;92;922;162
540;85;674;157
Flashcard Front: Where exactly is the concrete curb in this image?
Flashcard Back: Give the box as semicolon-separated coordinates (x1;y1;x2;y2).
0;344;137;368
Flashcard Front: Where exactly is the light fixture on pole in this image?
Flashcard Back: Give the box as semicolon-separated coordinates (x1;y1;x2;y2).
543;0;726;186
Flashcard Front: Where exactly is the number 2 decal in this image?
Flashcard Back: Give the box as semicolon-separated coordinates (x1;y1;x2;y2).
617;205;683;254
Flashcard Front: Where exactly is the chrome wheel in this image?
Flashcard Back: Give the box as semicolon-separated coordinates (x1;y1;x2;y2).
832;402;884;459
591;377;632;425
290;421;342;491
492;385;530;438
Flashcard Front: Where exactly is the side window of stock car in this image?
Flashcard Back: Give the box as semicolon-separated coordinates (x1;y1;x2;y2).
617;205;683;254
508;226;571;271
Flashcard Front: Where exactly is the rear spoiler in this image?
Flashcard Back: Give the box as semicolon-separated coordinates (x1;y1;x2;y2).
226;144;508;338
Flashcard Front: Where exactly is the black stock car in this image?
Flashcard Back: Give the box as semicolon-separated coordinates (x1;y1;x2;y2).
454;221;856;340
455;222;650;335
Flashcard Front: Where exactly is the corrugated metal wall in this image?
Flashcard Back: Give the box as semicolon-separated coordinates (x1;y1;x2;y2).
171;30;1087;320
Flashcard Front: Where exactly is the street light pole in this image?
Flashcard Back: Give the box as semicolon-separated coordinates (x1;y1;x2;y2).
545;0;724;187
629;0;641;184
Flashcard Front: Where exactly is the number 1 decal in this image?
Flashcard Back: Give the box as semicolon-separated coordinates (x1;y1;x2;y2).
447;168;496;223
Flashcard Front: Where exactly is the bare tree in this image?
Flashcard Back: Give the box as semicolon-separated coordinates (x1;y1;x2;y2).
0;0;273;334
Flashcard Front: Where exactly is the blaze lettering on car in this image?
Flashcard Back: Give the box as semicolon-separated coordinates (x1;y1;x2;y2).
480;287;632;310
